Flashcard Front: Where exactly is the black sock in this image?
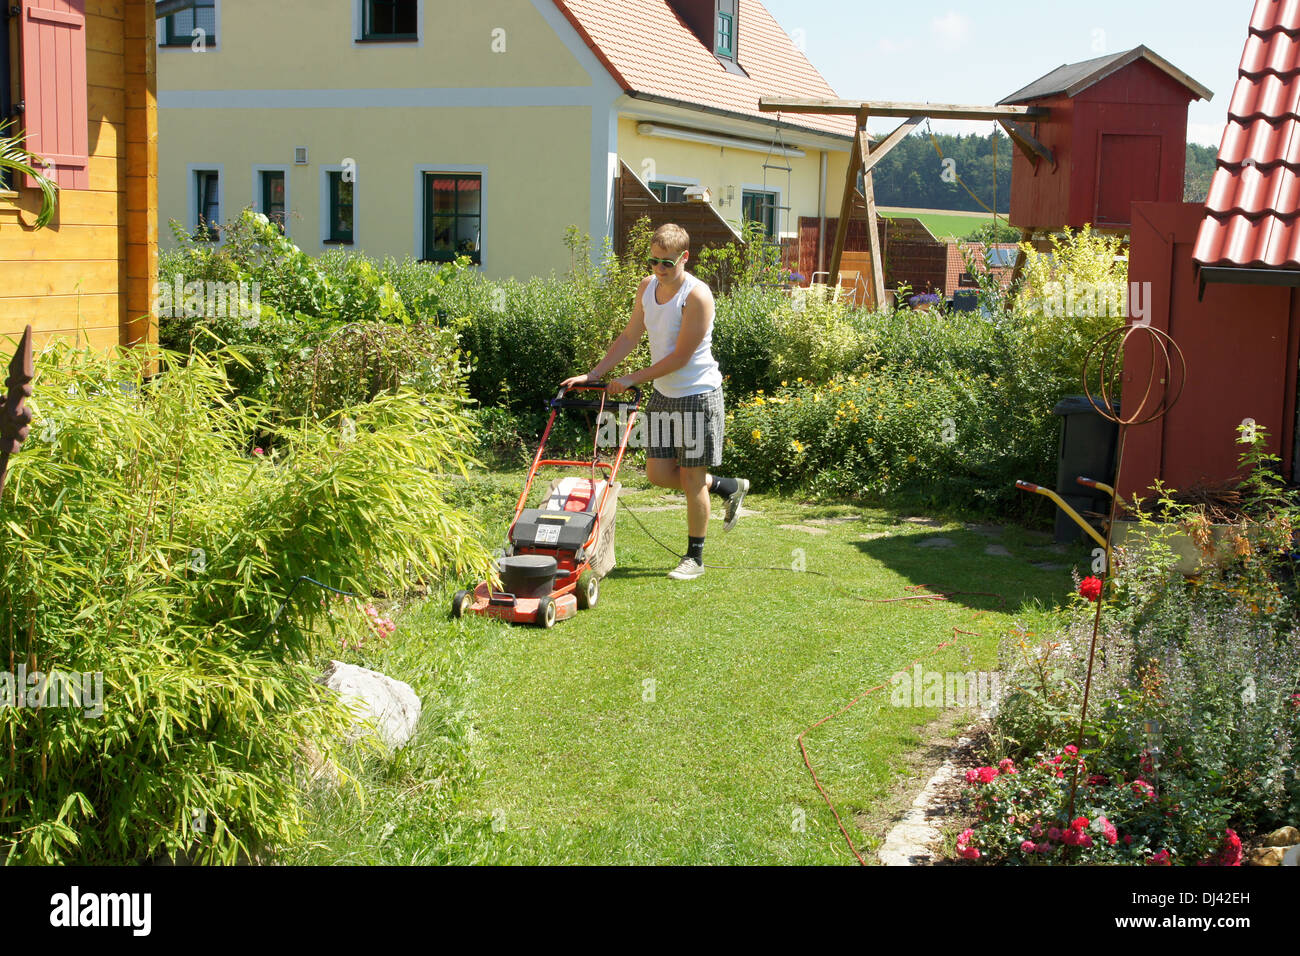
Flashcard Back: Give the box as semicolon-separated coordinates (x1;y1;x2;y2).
687;535;705;562
707;474;739;498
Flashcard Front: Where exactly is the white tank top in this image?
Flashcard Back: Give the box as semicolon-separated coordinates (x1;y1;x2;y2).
641;272;723;398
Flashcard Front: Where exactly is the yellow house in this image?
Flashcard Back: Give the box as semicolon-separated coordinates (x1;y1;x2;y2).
0;0;159;353
156;0;855;279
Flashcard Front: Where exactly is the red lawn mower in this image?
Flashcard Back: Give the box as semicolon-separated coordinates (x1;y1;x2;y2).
451;383;643;628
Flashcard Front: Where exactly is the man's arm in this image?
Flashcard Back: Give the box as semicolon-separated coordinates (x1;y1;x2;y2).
590;276;650;379
561;276;649;388
617;284;713;388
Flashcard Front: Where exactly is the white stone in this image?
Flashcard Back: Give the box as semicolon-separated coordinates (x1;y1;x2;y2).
317;660;422;750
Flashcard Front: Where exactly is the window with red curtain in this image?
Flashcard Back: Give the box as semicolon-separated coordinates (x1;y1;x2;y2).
18;0;89;190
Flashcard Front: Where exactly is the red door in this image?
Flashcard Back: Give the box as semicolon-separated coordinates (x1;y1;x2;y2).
1095;134;1162;227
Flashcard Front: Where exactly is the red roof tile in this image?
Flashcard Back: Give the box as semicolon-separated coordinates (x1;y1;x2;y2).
1217;116;1300;166
1206;164;1300;215
553;0;855;139
1194;0;1300;269
1226;72;1300;120
1251;0;1300;34
1242;32;1300;75
943;243;1017;298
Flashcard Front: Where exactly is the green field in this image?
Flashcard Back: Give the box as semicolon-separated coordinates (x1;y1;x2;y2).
878;207;998;241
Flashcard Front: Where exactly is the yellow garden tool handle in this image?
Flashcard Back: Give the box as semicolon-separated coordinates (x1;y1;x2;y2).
1075;476;1114;498
1014;481;1110;551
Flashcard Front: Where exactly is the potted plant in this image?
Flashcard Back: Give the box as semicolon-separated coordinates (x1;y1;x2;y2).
1111;425;1299;577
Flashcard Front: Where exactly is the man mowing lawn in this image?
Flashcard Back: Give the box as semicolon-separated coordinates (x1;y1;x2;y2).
560;223;748;580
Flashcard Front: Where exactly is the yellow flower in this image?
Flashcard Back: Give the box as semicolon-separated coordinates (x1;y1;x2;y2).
877;414;884;420
754;396;765;406
781;380;787;387
866;437;873;444
904;402;914;408
796;377;803;383
752;429;761;441
791;440;804;453
908;379;914;385
908;454;917;463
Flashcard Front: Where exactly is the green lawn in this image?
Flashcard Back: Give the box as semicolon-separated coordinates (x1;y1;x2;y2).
288;466;1083;865
878;207;998;241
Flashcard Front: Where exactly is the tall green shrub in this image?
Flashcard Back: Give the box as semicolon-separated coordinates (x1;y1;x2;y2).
0;341;493;864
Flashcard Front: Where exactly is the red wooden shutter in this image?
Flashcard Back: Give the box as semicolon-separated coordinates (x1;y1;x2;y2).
19;0;89;190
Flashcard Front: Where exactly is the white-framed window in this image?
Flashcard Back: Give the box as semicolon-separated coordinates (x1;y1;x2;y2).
320;164;357;246
252;164;290;234
413;165;485;267
157;0;221;52
186;163;223;242
354;0;421;45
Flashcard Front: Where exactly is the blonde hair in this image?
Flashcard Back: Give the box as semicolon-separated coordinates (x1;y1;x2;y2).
652;223;690;256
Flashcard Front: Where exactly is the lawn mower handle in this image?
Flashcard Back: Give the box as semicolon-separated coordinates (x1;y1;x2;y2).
551;382;642;409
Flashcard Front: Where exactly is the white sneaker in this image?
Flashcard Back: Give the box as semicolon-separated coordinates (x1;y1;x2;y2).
723;478;750;532
667;556;705;580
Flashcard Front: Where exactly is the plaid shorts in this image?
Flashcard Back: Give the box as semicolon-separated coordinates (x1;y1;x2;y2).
645;385;724;468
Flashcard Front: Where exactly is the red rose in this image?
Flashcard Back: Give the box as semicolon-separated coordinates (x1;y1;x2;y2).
1078;576;1103;602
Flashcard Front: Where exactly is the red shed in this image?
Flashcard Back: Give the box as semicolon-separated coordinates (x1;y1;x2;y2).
1000;47;1212;231
1118;0;1300;501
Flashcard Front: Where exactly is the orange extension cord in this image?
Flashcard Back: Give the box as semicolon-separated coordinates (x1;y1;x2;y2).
623;499;1012;866
799;585;1008;866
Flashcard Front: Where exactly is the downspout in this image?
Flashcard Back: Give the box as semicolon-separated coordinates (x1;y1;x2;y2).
817;150;827;274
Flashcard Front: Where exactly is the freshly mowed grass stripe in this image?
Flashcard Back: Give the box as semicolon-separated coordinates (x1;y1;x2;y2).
879;208;997;241
436;471;1079;864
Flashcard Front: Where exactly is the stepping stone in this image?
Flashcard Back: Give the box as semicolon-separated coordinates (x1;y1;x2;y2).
859;532;890;541
916;537;954;549
903;516;944;528
1031;561;1069;571
964;523;1002;537
984;544;1012;557
780;524;828;535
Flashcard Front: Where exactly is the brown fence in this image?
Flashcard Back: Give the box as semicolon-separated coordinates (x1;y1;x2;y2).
614;161;745;259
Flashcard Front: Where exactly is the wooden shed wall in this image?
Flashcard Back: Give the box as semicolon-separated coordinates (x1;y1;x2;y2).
1117;202;1300;500
0;0;157;356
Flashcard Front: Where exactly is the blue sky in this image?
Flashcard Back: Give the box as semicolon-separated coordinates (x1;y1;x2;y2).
760;0;1247;146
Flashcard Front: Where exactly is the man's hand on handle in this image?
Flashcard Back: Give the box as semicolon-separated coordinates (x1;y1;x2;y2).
559;372;635;396
559;372;593;391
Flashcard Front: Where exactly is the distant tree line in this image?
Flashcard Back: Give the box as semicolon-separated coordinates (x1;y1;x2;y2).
869;130;1013;213
1184;142;1217;203
868;131;1222;212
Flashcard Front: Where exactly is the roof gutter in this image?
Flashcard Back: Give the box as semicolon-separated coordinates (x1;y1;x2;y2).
1196;264;1300;300
623;90;856;146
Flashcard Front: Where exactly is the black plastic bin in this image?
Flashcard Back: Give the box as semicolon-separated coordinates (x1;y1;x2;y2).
1051;395;1120;544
